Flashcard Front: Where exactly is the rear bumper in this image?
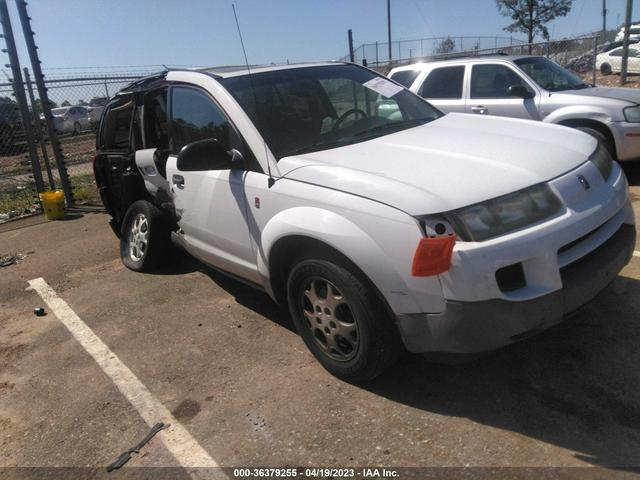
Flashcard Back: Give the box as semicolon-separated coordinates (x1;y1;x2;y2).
397;223;636;354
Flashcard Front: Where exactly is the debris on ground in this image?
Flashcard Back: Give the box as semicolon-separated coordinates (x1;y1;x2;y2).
106;422;170;472
33;307;46;317
0;253;25;267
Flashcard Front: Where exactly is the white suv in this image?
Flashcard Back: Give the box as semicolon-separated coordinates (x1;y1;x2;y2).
94;63;635;381
389;55;640;162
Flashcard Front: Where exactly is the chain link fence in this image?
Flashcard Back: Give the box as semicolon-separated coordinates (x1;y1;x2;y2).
0;73;153;221
343;35;528;67
357;34;603;80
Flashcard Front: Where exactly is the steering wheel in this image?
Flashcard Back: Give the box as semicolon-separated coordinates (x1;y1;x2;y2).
332;108;368;131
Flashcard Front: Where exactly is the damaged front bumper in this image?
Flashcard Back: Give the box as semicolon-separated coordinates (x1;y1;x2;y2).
396;223;636;354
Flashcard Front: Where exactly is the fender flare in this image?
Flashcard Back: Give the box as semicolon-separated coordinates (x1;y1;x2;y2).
257;206;426;314
543;105;614;125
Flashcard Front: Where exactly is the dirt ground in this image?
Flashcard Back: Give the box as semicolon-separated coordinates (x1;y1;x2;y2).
588;71;640;88
1;167;640;479
0;133;95;176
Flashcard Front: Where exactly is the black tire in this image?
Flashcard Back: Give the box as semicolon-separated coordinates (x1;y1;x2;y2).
73;122;81;135
119;200;171;272
600;63;612;75
575;126;615;158
287;258;401;382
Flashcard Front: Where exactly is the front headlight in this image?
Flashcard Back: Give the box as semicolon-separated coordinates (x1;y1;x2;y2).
442;183;563;242
590;144;613;181
624;105;640;122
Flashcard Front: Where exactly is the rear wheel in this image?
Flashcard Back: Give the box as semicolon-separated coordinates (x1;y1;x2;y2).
287;258;401;382
600;63;612;75
120;200;171;272
73;121;81;135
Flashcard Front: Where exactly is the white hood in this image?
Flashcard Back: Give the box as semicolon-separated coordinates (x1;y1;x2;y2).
278;113;596;215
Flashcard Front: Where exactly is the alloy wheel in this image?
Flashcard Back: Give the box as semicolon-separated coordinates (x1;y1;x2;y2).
300;277;359;362
128;213;149;262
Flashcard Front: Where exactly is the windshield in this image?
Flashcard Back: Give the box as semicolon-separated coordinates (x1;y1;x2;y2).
514;57;590;92
52;107;69;116
220;64;441;159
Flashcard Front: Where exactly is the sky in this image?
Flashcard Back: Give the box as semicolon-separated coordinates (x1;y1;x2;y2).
5;0;640;75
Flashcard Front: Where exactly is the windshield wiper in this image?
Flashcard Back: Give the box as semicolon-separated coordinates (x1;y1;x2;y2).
353;118;430;138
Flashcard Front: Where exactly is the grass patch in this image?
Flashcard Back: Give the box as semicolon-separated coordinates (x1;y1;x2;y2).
0;189;38;215
70;173;100;204
0;171;100;216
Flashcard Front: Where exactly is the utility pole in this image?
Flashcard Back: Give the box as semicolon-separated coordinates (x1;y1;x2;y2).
602;0;607;37
15;0;73;204
621;0;633;85
387;0;392;62
0;0;44;193
348;29;354;62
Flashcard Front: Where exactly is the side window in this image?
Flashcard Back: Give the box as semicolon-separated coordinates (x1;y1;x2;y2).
389;70;420;88
420;66;465;99
100;100;133;150
609;48;622;57
144;89;169;151
169;87;231;157
470;64;530;99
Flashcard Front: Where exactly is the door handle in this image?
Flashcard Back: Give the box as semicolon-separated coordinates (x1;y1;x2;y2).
172;174;185;189
471;105;488;114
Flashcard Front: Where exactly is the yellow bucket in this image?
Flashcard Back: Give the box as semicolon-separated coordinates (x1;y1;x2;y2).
39;190;66;220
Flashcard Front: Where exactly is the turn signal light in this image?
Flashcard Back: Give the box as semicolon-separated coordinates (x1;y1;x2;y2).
411;235;456;277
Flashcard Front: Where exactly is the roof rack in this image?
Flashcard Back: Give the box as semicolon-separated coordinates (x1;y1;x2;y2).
432;51;511;61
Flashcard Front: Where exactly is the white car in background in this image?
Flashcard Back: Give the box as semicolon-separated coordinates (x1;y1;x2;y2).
596;46;640;75
49;106;90;134
94;63;635;381
615;24;640;42
389;55;640;162
87;97;108;130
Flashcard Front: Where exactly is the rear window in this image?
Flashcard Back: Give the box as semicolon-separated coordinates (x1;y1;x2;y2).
420;66;465;99
100;100;133;150
389;69;420;88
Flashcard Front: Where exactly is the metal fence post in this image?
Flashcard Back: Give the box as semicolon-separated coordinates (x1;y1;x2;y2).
0;0;44;194
24;67;54;189
15;0;73;205
592;35;598;86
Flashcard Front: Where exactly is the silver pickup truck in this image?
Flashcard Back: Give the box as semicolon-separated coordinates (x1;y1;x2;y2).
389;55;640;162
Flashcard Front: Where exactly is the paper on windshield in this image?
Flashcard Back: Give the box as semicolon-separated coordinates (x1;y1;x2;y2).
363;77;403;98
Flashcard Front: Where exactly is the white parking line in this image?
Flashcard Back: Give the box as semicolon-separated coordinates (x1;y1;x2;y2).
28;277;224;479
635;250;640;257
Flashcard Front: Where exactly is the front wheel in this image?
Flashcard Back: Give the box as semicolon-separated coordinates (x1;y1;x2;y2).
120;200;171;272
600;63;612;75
287;258;401;382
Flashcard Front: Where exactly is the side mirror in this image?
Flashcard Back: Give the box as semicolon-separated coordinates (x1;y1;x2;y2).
508;85;534;99
177;138;242;171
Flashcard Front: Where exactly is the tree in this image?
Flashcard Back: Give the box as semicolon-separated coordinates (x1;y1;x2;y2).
61;100;71;107
434;36;456;55
496;0;573;53
77;99;88;106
